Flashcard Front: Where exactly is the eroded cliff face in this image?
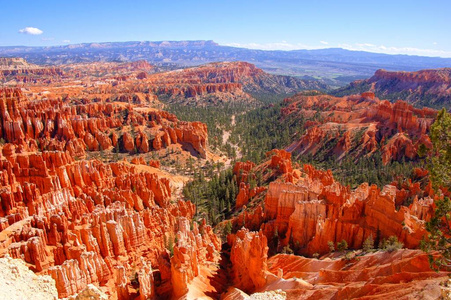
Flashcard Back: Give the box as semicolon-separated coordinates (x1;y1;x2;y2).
0;87;208;158
225;149;446;299
229;228;269;293
0;86;218;298
0;57;64;84
0;58;447;299
231;150;434;256
283;92;436;164
144;61;328;104
267;250;448;299
369;69;451;108
336;68;451;109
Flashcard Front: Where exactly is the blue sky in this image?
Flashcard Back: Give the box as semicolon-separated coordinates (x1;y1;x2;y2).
1;0;450;57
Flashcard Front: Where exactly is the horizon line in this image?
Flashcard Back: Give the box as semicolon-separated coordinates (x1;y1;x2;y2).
1;39;451;59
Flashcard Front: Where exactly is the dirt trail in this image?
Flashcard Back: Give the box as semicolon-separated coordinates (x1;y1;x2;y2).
221;115;242;168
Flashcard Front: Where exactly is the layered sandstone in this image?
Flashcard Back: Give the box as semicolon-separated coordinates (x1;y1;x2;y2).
335;68;451;108
283;93;436;163
144;61;327;104
171;218;221;298
229;228;269;293
0;79;217;299
0;145;217;298
230;150;433;256
267;250;448;299
226;150;445;299
0;87;208;158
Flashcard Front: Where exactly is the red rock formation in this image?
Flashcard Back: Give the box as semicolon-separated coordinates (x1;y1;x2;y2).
175;121;208;158
142;61;326;104
138;258;155;300
235;182;251;209
114;265;129;300
1;58;443;299
233;161;256;184
0;88;208;159
268;149;293;174
268;250;447;299
170;218;221;298
0;58;64;81
229;153;434;258
148;159;160;168
0;144;218;297
0;87;217;298
283;93;436;164
229;228;269;293
340;68;451;108
260;162;433;255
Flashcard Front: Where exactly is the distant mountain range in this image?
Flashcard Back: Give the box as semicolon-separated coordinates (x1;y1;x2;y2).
1;40;451;86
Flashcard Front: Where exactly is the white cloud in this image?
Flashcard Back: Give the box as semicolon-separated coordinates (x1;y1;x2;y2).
338;42;451;58
225;41;325;51
320;41;328;45
224;41;451;58
356;43;376;47
433;42;438;45
62;40;71;43
18;27;43;35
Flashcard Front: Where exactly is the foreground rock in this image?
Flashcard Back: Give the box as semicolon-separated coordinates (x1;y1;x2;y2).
268;250;448;299
68;284;108;300
229;228;269;293
0;255;58;300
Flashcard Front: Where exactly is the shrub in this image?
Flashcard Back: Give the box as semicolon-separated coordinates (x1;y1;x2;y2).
362;235;374;252
337;239;348;252
344;251;354;261
379;236;403;252
328;241;335;252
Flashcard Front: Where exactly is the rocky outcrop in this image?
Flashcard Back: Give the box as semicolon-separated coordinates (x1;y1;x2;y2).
261;163;433;255
145;61;327;105
268;250;448;299
283;93;436;164
334;68;451;109
68;284;108;300
151;83;245;99
0;57;64;81
174;121;208;158
233;161;256;184
138;258;155;300
0;144;217;298
0;90;216;298
229;228;269;293
227;152;443;297
229;151;434;258
170;218;221;298
0;88;208;158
